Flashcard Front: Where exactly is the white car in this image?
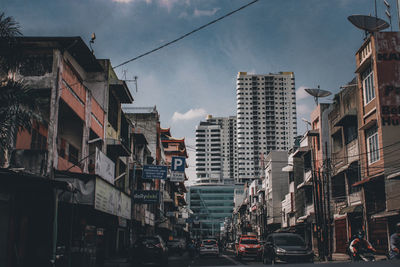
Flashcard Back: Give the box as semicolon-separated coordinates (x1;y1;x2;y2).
199;239;219;257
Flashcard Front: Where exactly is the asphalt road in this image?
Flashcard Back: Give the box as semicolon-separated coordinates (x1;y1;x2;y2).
167;251;400;267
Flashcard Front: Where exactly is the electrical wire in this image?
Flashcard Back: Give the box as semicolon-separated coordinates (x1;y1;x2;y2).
113;0;260;68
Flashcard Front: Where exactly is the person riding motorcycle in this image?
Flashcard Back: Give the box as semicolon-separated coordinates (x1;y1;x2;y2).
349;230;376;261
188;239;196;259
389;222;400;260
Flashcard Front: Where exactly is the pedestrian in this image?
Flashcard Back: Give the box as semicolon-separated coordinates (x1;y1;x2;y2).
389;222;400;260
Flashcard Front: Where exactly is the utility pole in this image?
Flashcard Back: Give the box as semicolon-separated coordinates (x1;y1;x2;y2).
310;140;324;261
324;143;333;261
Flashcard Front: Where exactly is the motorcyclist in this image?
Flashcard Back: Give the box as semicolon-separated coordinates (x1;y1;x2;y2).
349;230;376;261
389;222;400;260
188;239;196;259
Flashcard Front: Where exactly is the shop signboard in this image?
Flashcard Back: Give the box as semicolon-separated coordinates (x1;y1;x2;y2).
166;211;176;217
170;156;185;182
143;165;167;180
94;178;131;219
95;148;115;184
133;190;160;204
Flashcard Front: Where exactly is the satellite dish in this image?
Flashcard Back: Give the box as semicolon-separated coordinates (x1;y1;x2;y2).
304;86;332;105
348;15;389;33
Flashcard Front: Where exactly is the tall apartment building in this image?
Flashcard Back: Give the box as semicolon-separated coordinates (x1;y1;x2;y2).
236;72;297;183
195;115;237;184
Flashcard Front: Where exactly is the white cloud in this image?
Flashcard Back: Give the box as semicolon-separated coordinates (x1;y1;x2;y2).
194;7;220;17
172;108;207;122
296;86;310;101
179;11;189;18
159;0;180;12
112;0;135;3
297;103;312;117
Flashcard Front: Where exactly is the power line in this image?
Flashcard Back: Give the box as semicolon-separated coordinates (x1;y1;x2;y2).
113;0;260;69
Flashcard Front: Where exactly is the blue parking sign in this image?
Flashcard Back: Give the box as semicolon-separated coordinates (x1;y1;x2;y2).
171;156;185;172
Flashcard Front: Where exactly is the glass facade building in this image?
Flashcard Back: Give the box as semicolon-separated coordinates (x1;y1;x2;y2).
187;185;235;238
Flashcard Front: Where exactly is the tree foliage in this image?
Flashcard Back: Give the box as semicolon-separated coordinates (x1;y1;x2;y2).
0;12;43;160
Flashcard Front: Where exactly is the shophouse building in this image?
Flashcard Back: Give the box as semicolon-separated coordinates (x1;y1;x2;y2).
0;37;135;266
352;32;400;253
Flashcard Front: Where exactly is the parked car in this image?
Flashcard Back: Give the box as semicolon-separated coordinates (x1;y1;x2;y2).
262;233;314;264
236;235;262;260
131;235;168;266
199;239;219;257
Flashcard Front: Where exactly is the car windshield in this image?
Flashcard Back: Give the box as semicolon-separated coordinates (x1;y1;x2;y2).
140;237;159;245
274;235;305;246
241;239;258;244
202;240;216;245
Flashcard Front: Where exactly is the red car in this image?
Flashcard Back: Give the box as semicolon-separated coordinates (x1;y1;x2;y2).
236;236;262;260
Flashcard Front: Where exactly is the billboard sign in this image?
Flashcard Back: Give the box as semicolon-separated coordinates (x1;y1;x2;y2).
133;190;160;204
143;165;167;180
94;178;131;219
95;148;115;184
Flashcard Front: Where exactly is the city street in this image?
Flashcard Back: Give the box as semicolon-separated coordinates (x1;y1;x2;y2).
165;251;397;267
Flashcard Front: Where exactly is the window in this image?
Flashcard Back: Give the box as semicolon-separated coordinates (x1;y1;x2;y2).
68;144;79;165
344;123;358;144
362;67;375;105
108;92;119;130
366;127;379;164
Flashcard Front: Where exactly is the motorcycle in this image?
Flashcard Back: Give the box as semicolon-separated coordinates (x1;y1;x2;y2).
350;248;376;262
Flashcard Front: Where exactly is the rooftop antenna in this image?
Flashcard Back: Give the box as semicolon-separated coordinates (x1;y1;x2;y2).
302;118;311;131
89;32;96;54
121;70;138;92
304;85;332;105
348;14;389;37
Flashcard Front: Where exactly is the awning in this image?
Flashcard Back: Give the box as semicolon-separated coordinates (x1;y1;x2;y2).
339;204;363;215
352;173;384;187
371;210;400;219
296;215;309;223
293;147;310;158
0;168;71;191
334;110;358;127
282;165;293;172
359;119;377;131
297;179;312;189
110;79;134;104
387;171;400;180
106;138;131;156
305;129;319;137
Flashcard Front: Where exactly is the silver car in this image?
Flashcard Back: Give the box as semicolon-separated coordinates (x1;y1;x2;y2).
199;239;219;257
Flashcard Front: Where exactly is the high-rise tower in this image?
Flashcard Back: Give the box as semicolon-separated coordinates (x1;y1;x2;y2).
236;72;297;183
195;115;237;184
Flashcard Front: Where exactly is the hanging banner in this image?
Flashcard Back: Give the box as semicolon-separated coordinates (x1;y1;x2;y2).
95;148;115;184
143;165;167;180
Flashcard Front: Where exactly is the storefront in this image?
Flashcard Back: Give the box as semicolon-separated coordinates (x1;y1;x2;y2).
56;173;131;267
0;169;69;267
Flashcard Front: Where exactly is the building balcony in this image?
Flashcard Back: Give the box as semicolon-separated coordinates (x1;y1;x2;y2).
106;138;131;157
9;149;49;176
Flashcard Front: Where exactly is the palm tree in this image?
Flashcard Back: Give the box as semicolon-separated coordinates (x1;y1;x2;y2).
0;12;42;166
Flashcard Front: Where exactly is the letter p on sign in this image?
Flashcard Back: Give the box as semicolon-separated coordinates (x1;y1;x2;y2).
172;156;185;172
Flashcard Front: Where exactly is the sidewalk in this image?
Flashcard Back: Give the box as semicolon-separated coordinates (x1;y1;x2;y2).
316;253;388;263
104;258;130;267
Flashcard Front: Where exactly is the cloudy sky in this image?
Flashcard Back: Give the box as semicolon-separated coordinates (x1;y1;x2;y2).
2;0;398;183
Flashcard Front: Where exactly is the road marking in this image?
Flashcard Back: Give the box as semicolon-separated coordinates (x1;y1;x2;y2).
221;254;242;265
